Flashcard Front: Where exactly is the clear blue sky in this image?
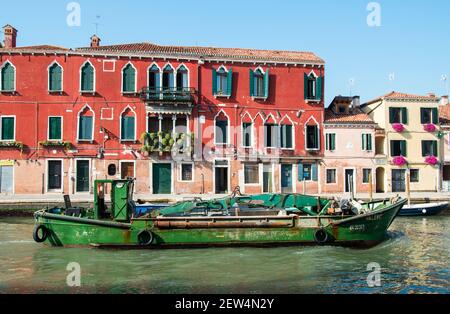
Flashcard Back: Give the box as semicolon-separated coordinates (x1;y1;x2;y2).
2;0;449;104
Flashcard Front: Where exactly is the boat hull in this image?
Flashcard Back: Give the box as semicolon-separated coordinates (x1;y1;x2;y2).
398;202;448;217
34;199;406;249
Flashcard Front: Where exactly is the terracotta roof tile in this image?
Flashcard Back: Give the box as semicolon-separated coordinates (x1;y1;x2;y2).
75;42;324;64
324;107;375;124
0;45;70;52
439;105;450;125
363;91;439;106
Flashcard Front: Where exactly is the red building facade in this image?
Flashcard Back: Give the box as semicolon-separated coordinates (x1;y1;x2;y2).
0;25;325;195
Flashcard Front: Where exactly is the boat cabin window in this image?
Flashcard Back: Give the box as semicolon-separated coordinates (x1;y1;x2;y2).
108;164;117;176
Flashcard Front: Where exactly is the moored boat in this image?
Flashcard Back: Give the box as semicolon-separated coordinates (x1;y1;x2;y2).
33;179;407;249
398;202;448;217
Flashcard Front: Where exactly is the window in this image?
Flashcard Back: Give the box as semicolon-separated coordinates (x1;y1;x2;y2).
264;124;278;148
48;63;62;92
326;169;337;184
215;119;228;145
148;64;161;90
80;62;95;92
338;106;346;113
213;67;232;96
422;140;438;157
389;107;408;124
180;163;193;182
362;134;373;151
363;169;372;184
0;116;15;141
306;125;319;150
176;65;188;91
78;112;94;141
122;63;136;93
410;169;419;183
162;64;174;90
325;133;336;151
121;111;136;141
390;140;407;157
244;164;259;184
420;108;438;125
108;164;117;176
250;68;269;98
280;124;293;149
48;117;62;141
1;62;15;92
242;122;252;147
304;73;323;100
298;163;318;182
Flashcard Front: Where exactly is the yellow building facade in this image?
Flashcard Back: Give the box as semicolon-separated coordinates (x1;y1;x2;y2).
362;92;442;193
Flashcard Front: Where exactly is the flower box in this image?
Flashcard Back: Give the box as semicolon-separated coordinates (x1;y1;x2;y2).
392;156;407;166
392;123;405;133
425;155;439;166
0;141;24;150
423;124;436;132
39;141;73;150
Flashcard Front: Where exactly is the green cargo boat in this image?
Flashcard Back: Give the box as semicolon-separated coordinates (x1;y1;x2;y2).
33;179;406;249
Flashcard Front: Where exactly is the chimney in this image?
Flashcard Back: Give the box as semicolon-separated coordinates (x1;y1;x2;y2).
352;96;361;107
3;24;17;49
441;95;449;106
90;35;101;48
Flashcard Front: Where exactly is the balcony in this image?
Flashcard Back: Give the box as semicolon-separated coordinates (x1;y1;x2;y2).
139;87;196;104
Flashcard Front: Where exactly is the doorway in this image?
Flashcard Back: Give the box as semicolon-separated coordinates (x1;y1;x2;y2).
0;166;13;194
121;162;135;179
263;164;273;193
344;169;355;193
214;160;229;194
76;160;90;193
281;164;293;193
48;160;62;192
392;169;406;192
376;167;385;193
153;163;172;194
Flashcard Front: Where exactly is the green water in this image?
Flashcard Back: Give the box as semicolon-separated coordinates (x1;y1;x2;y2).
0;217;448;294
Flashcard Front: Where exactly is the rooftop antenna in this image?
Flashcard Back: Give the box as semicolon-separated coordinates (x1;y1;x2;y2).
93;15;101;35
348;78;355;96
442;74;448;95
389;72;395;90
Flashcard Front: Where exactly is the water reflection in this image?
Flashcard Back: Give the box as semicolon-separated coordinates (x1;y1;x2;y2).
0;217;448;294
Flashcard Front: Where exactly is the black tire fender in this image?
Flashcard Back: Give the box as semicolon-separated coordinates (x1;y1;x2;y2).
137;230;154;246
33;224;49;243
314;228;330;244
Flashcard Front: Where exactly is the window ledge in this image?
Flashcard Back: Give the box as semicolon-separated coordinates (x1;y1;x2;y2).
252;96;268;101
48;90;64;94
80;91;96;95
214;94;231;99
306;148;320;151
120;140;138;144
0;90;17;94
77;140;94;144
122;91;137;95
305;99;321;103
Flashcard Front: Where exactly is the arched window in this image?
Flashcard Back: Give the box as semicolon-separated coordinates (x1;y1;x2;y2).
78;106;94;141
122;63;136;93
120;107;136;141
148;64;161;90
1;62;15;92
242;113;253;147
162;64;174;90
305;118;320;150
304;72;323;101
307;74;316;100
215;111;229;145
250;67;269;99
176;65;188;91
80;62;95;92
48;62;63;92
280;116;294;149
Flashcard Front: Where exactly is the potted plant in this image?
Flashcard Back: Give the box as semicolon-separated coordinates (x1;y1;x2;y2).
424;123;436;132
425;155;439;166
392;123;405;133
392;156;407;166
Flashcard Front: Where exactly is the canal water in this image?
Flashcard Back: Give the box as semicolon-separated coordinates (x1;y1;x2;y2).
0;217;448;294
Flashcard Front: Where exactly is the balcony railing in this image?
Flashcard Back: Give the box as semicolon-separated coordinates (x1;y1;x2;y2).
139;87;196;103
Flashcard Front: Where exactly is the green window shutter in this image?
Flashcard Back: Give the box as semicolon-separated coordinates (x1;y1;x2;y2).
298;163;304;181
49;64;62;91
79;116;93;140
316;77;323;100
123;65;135;92
368;134;372;151
1;117;15;140
304;73;308;100
401;141;407;157
331;134;336;150
389;108;395;124
1;63;15;91
121;116;135;140
432;108;439;124
212;68;217;95
311;164;318;182
421;141;426;157
49;117;62;140
216;120;228;144
362;134;366;150
401;108;408;124
226;69;233;96
433;141;438;157
314;126;319;149
264;69;270;99
249;70;255;97
420;108;426;124
285;125;292;148
325;134;329;150
81;63;94;92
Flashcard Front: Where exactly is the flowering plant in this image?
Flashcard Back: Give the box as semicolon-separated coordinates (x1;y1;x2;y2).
392;123;405;133
425;155;439;166
392;156;407;166
423;123;436;132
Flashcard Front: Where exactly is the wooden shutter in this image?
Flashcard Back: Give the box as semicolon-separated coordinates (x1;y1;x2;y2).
1;117;14;140
401;108;408;124
325;134;329;150
49;64;62;91
362;134;366;150
367;134;373;151
390;141;395;156
420;108;426;124
123;65;135;92
264;69;270;99
49;117;61;140
401;141;407;157
433;108;439;124
81;64;94;91
389;108;395;124
433;141;438;156
79;116;93;140
1;64;15;91
226;69;233;96
304;73;308;100
122;116;135;140
249;69;255;97
212;68;217;95
316;77;323;100
298;163;304;181
311;164;318;182
331;134;336;150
